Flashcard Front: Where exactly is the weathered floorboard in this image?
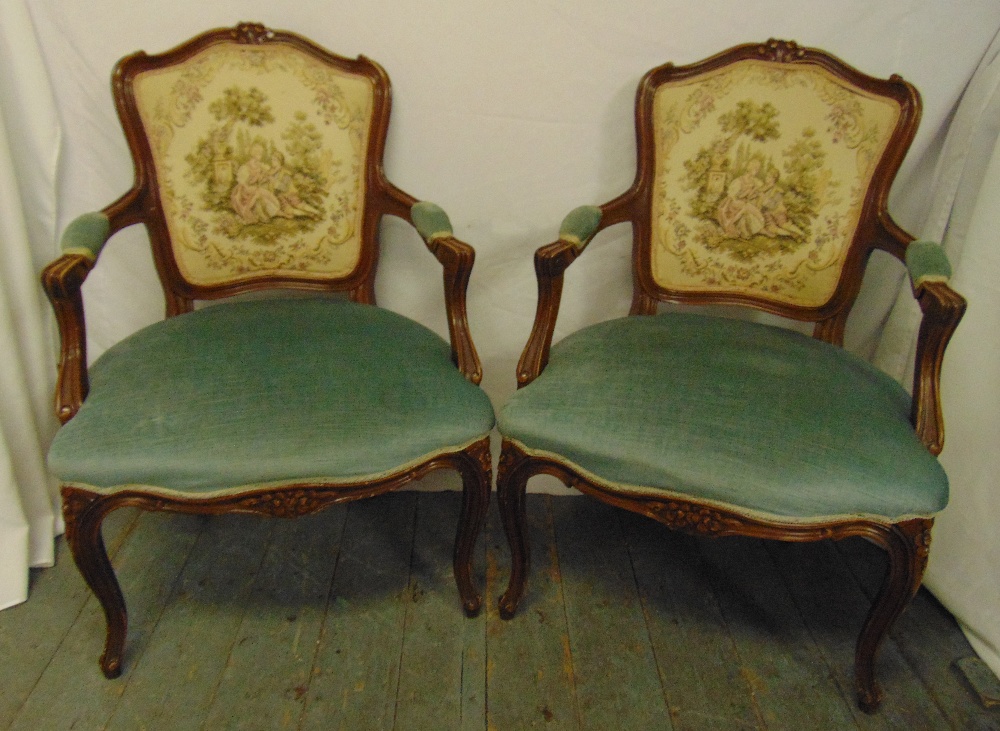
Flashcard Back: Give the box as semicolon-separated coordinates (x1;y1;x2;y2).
551;497;673;730
486;495;578;731
620;510;761;731
201;507;349;731
298;494;417;731
8;511;205;731
103;514;276;731
2;493;995;731
394;492;486;731
0;507;138;726
766;538;952;730
697;535;860;730
838;537;1000;731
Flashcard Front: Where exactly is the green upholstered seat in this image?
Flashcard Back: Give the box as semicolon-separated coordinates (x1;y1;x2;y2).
498;313;946;522
48;298;496;494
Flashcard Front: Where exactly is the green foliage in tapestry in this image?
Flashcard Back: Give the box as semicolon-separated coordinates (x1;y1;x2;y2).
184;87;331;246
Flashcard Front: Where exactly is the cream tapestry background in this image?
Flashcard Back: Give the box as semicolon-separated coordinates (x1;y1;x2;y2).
651;61;900;306
134;43;373;285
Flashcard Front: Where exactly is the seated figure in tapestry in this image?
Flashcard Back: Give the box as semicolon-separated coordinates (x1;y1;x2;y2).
682;100;826;262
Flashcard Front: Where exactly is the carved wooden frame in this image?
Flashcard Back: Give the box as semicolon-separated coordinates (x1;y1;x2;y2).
497;439;929;712
502;40;966;713
65;436;490;679
41;23;490;677
42;23;483;425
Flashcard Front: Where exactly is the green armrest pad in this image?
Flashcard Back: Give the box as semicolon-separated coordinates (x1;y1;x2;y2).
906;240;951;289
60;212;111;260
499;313;947;522
411;201;453;242
558;205;601;249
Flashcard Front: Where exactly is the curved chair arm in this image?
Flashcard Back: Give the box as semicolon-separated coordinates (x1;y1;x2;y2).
516;206;602;387
905;241;966;454
410;201;483;384
41;213;113;423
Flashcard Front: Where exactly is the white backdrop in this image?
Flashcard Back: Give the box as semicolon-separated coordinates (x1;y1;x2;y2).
2;0;998;678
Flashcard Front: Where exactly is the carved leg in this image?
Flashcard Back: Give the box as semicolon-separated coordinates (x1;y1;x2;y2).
62;487;128;678
855;518;933;712
497;439;533;619
453;437;492;617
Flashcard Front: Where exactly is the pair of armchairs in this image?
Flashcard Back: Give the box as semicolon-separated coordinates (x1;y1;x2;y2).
42;24;964;713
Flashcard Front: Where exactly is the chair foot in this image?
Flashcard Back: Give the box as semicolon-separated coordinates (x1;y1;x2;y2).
462;597;482;618
857;684;883;714
497;439;532;619
498;591;520;620
453;437;491;616
100;652;124;679
63;487;128;678
854;518;932;712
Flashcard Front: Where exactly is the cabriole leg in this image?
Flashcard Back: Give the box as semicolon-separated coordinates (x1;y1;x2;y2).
453;437;492;616
62;487;128;678
497;439;533;619
855;518;932;712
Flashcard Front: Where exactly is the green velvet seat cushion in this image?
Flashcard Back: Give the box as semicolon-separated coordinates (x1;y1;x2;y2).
498;313;947;522
48;299;495;493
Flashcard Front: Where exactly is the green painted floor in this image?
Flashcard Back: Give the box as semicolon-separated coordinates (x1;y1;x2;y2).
1;492;996;730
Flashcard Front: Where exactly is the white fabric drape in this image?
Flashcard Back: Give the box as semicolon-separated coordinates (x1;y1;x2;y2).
0;0;62;609
876;29;1000;679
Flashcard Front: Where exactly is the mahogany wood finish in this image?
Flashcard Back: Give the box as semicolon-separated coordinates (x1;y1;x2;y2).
500;40;966;712
42;23;490;677
64;436;490;679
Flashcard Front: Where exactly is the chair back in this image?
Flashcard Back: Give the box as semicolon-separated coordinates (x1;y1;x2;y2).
114;24;391;300
632;40;919;322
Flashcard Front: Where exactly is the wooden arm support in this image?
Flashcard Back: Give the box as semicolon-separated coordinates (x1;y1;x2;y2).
41;254;95;424
425;235;484;384
384;191;484;384
910;280;966;454
515;240;582;387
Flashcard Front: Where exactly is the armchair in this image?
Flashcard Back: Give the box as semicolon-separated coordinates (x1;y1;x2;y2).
42;23;495;678
496;40;965;712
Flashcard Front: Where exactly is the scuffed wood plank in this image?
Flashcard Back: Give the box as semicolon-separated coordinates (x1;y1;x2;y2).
0;507;138;726
9;511;204;731
550;497;672;730
201;506;349;730
619;510;761;730
838;537;1000;731
103;514;276;731
766;539;951;730
697;535;859;731
394;491;487;731
298;493;416;731
486;494;578;730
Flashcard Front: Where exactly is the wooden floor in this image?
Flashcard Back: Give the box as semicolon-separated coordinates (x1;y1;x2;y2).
1;491;997;730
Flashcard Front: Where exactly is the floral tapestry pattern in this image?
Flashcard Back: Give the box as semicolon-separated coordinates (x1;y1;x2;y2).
650;61;901;306
133;44;373;286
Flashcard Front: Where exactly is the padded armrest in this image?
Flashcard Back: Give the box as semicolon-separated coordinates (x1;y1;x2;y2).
906;240;951;291
411;201;454;242
61;212;111;261
558;205;602;250
406;200;482;384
